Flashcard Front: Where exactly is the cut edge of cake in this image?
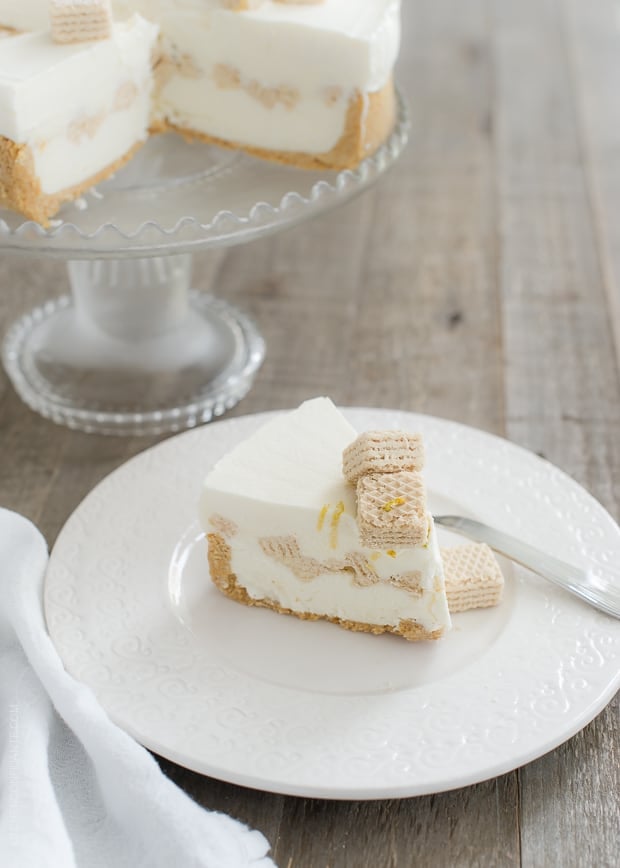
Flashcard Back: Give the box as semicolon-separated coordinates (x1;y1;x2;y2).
208;531;445;641
0;136;143;225
155;77;396;172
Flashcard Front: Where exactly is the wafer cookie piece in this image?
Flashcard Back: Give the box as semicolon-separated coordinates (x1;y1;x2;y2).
357;471;429;548
343;430;425;485
50;0;112;44
441;543;504;613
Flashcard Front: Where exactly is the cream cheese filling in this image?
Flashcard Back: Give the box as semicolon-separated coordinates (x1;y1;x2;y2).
158;74;351;153
32;88;151;195
219;520;450;632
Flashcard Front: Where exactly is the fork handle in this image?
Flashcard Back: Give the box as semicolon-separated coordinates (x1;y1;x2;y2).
434;516;620;619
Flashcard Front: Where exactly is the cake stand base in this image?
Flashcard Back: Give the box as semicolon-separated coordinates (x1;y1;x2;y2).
1;95;409;435
2;255;264;435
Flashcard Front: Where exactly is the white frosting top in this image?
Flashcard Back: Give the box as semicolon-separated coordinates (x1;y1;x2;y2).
132;0;400;92
204;396;358;509
242;0;398;37
0;1;399;91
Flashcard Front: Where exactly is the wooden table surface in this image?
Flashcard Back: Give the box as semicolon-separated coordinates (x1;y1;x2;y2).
1;1;619;865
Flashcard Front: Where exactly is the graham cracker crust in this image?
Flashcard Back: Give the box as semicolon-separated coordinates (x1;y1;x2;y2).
154;78;396;172
0;136;145;226
208;532;444;643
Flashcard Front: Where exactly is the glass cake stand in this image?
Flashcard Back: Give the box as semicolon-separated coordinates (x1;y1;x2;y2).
0;95;409;435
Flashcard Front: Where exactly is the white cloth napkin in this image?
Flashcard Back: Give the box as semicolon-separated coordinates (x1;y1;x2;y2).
0;508;275;868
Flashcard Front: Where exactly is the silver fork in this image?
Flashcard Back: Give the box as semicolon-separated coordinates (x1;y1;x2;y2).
434;515;620;619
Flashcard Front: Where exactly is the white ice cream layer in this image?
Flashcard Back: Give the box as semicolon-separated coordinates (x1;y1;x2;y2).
0;16;158;194
140;0;400;152
201;398;452;634
158;75;351;154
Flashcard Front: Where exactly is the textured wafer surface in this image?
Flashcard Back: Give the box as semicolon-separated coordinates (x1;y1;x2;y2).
441;543;504;612
343;430;425;484
50;0;112;44
208;532;444;641
356;471;428;548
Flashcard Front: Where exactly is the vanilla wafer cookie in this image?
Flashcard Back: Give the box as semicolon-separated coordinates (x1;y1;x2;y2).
356;471;429;548
50;0;112;44
441;543;504;613
343;430;425;484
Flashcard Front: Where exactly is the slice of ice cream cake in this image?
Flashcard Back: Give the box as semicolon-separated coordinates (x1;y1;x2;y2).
0;12;158;224
200;397;451;641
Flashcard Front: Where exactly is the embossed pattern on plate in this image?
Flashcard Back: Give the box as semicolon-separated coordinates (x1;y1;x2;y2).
44;409;620;799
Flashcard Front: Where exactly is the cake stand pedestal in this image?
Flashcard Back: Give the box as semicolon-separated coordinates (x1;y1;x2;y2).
0;98;408;435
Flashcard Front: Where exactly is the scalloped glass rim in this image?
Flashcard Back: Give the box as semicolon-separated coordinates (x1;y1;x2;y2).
0;91;410;258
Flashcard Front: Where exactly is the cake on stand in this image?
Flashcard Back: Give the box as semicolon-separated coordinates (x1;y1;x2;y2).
0;98;408;436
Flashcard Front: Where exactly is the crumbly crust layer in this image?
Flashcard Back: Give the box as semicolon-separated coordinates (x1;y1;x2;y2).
0;136;144;226
154;78;396;172
208;532;444;642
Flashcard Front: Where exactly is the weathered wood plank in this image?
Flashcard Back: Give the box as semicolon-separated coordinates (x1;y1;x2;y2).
566;0;620;372
493;1;620;866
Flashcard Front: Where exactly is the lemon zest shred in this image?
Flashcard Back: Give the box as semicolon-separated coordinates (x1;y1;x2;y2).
329;501;345;549
382;497;406;513
317;503;330;532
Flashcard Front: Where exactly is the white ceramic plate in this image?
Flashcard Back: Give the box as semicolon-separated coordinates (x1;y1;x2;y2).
44;409;620;799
